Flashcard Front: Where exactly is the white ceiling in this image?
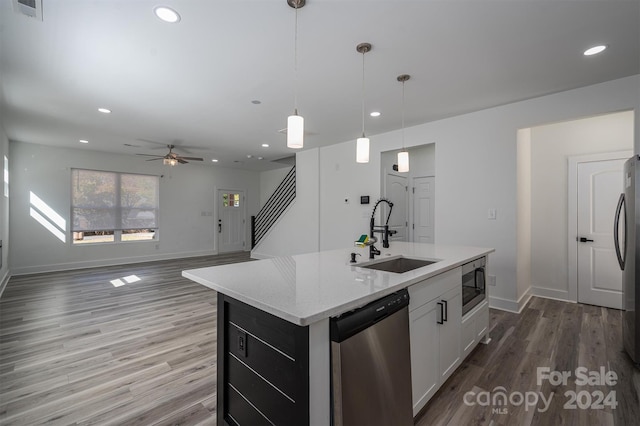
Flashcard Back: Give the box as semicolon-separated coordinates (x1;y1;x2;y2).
1;0;638;171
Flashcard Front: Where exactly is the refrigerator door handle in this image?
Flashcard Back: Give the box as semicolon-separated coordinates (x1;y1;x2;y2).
614;193;626;270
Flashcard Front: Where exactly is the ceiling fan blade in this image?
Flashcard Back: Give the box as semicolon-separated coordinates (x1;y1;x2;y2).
146;158;163;161
177;158;188;164
178;156;204;161
136;153;164;158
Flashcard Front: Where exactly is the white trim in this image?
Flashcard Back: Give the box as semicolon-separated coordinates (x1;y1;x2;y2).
489;288;532;314
309;318;330;426
530;287;576;303
567;150;631;304
0;270;10;299
10;249;217;276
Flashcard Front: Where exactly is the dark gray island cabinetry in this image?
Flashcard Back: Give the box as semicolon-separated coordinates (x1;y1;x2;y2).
218;294;310;426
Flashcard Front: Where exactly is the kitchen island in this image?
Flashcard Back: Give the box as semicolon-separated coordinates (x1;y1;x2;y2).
182;242;494;425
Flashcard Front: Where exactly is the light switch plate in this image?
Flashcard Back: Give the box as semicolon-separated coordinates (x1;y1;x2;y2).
487;209;497;220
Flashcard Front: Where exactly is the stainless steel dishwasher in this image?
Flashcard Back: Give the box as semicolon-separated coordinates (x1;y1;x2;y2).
330;289;413;426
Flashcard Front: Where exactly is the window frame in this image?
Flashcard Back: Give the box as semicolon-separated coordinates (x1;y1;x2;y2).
70;168;160;245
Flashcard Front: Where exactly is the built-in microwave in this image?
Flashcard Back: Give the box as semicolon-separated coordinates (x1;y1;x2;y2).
462;257;486;316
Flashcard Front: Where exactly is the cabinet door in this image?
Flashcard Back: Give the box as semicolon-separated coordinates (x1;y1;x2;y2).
409;298;440;416
438;287;461;382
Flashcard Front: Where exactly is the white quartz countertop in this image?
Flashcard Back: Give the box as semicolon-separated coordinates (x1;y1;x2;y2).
182;242;494;326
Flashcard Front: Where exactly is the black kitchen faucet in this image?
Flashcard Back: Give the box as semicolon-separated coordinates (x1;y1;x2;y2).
369;198;397;259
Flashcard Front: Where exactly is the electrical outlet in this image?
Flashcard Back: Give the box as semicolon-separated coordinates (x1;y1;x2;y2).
488;275;496;286
487;209;497;220
238;332;247;357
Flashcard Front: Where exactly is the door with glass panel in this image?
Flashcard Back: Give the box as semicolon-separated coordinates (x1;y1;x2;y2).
217;189;246;253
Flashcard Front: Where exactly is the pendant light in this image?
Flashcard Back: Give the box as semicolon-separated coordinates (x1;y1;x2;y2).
287;0;305;149
397;74;410;173
356;43;371;163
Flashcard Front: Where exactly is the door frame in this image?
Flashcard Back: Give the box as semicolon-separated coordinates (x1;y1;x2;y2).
567;150;631;303
410;175;435;243
216;187;247;253
382;168;409;241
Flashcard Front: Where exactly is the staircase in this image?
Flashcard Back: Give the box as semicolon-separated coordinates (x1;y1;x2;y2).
251;166;296;248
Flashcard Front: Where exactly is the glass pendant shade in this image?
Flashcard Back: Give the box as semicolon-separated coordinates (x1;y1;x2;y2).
356;137;370;163
287;113;304;149
397;150;409;172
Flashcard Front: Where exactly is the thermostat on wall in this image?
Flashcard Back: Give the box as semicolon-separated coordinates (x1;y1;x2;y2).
360;196;370;205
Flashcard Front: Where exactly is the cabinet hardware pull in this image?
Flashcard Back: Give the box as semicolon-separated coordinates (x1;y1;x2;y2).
442;299;448;322
437;302;444;324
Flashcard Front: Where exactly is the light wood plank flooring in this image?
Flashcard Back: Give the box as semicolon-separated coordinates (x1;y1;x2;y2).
415;297;640;426
0;253;252;426
2;255;639;425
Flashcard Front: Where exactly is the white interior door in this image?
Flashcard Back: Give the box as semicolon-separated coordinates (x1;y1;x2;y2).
384;173;408;241
217;189;246;253
577;159;625;309
412;176;435;243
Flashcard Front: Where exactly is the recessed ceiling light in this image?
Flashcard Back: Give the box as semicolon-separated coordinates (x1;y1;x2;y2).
211;159;218;163
98;108;111;114
247;154;253;159
154;6;181;23
258;157;264;160
584;45;607;56
370;111;381;117
261;143;269;148
79;139;89;144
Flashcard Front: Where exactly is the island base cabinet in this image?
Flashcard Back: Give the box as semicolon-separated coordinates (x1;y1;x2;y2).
408;268;462;417
462;300;489;357
217;295;310;426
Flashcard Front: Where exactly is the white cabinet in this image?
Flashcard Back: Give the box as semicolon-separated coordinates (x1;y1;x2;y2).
461;300;489;357
408;267;462;416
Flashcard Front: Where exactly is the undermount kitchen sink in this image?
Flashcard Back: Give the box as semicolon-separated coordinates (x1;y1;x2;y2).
360;256;438;273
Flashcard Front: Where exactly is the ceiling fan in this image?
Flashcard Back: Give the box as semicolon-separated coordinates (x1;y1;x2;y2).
136;144;204;166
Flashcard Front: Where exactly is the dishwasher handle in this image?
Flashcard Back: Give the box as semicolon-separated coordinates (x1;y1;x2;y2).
330;289;409;343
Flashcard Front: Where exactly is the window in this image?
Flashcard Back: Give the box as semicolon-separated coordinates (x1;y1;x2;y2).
71;169;159;244
223;193;240;208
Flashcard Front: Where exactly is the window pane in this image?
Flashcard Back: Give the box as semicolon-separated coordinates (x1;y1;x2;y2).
72;170;117;231
72;230;115;244
122;229;155;241
121;174;158;229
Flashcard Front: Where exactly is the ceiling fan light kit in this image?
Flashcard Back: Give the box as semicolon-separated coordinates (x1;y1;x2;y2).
137;145;204;166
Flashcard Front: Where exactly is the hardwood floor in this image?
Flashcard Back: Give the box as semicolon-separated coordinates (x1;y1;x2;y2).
415;297;640;426
2;256;639;425
0;252;252;426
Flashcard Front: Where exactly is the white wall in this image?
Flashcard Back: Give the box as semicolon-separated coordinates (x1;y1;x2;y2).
0;125;9;294
9;141;260;274
259;166;292;207
256;75;639;311
251;148;320;258
529;111;634;300
516;128;532;309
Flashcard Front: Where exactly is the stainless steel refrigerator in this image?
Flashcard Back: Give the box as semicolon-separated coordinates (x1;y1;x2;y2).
615;155;640;364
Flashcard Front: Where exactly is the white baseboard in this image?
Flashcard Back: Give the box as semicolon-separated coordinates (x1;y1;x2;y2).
530;286;573;302
250;251;275;260
0;270;10;299
10;250;218;276
489;287;532;314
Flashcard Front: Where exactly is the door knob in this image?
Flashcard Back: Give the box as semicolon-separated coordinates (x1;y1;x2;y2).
579;237;594;243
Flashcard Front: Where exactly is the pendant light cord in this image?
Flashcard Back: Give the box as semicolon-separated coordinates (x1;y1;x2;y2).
401;80;406;149
293;3;299;115
361;49;365;137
